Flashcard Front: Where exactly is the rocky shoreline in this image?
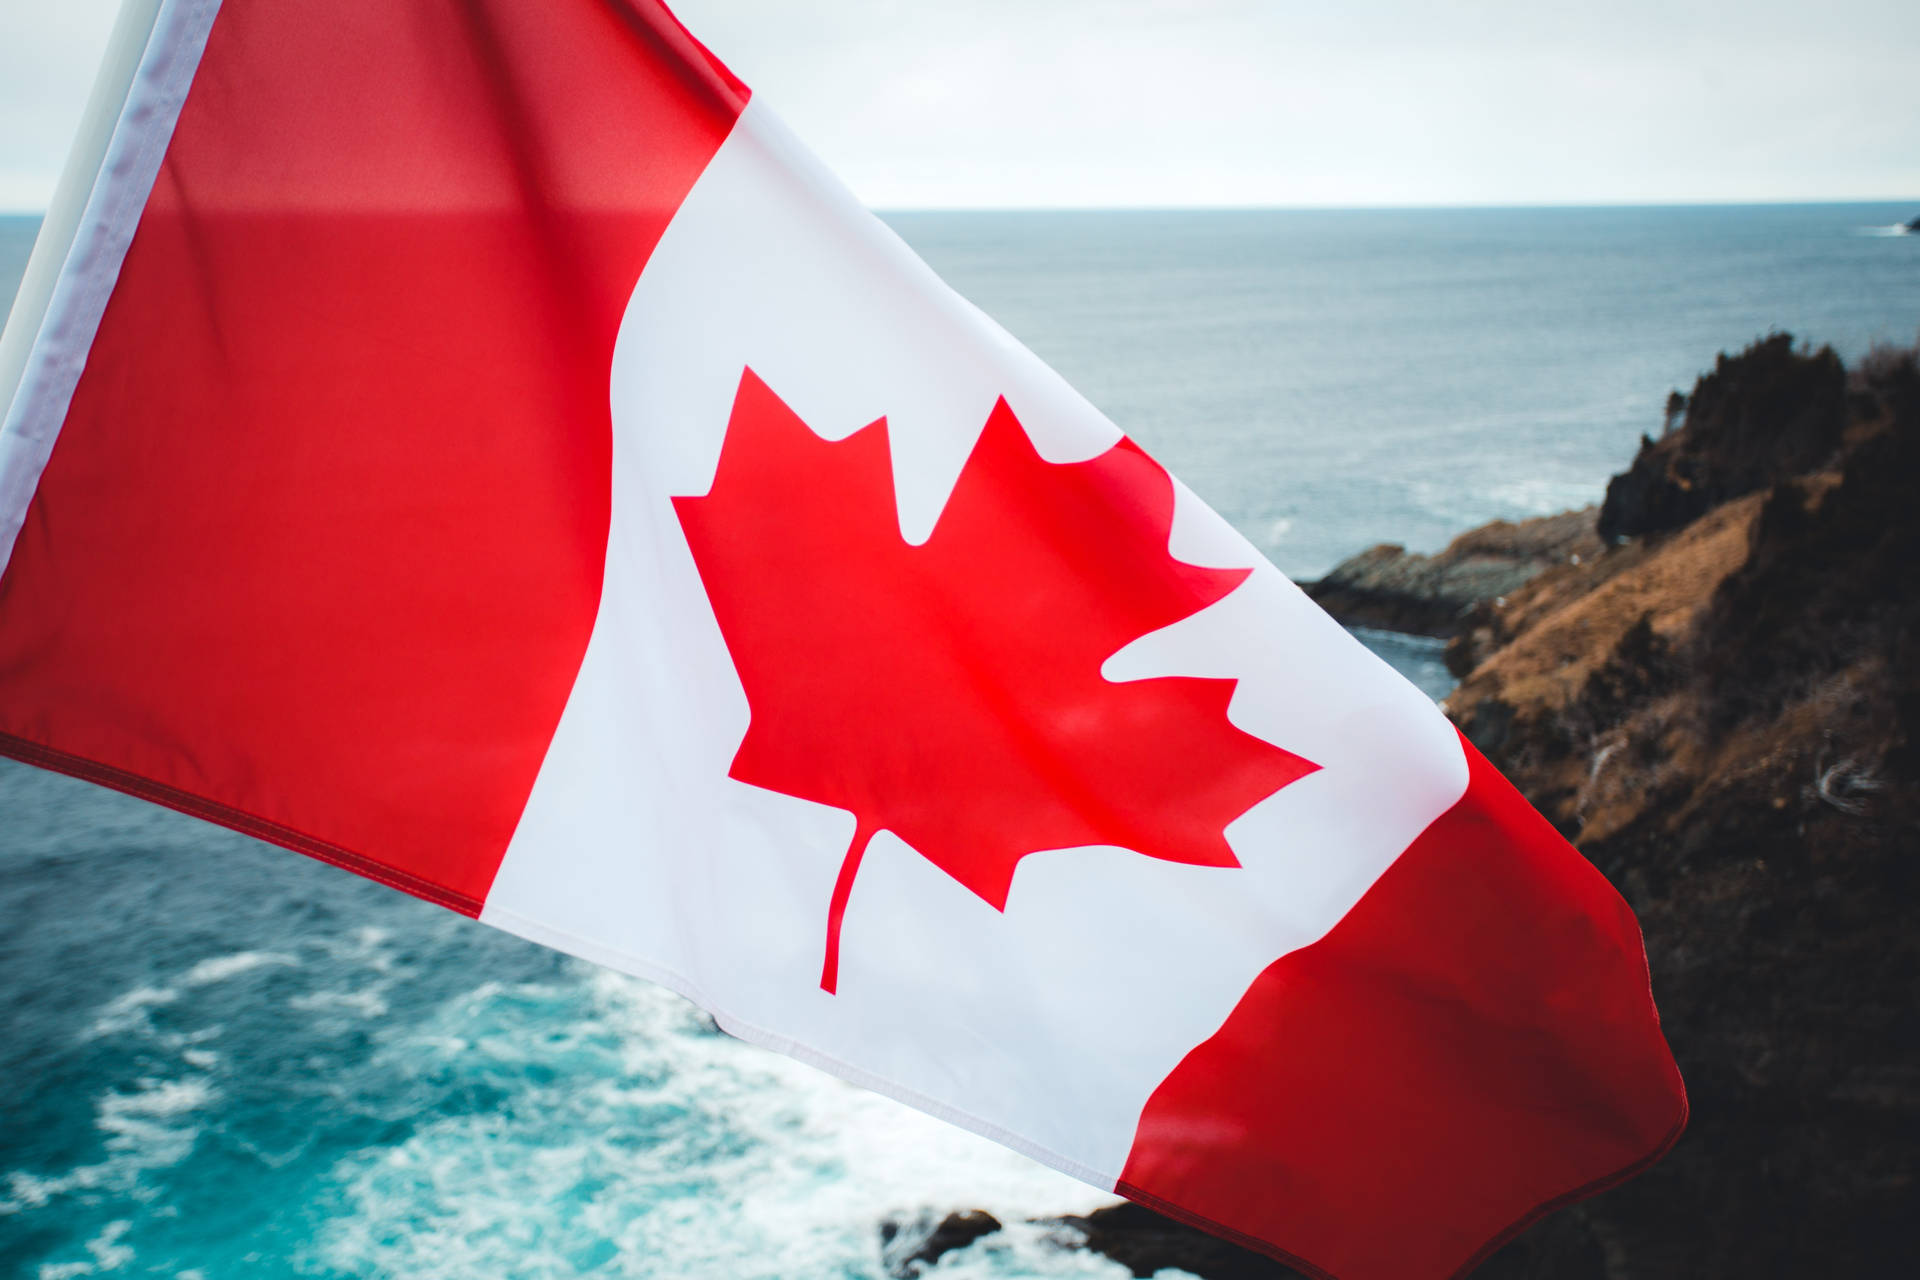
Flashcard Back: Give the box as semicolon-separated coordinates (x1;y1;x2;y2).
1301;505;1603;638
896;333;1918;1279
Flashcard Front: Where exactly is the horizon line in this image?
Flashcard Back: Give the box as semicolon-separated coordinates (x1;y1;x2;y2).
1;195;1916;219
869;196;1920;215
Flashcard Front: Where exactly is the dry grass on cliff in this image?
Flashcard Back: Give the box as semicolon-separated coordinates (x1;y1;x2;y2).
1443;475;1885;849
1445;490;1764;721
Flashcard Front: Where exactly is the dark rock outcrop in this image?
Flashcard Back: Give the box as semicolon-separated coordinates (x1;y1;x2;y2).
878;1209;1003;1277
1598;333;1847;541
1043;1202;1303;1279
1304;507;1601;637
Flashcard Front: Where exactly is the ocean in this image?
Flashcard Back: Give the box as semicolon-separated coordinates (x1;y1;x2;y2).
2;204;1916;1278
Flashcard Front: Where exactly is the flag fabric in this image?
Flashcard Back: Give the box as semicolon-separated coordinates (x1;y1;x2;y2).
0;3;1686;1278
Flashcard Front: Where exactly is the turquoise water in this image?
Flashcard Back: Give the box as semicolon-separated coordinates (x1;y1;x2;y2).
0;766;1118;1280
2;205;1917;1278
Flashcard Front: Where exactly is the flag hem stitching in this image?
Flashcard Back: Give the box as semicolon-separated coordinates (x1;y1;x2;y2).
0;730;482;917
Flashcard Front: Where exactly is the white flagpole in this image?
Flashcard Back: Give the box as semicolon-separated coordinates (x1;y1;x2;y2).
0;0;165;417
0;0;221;577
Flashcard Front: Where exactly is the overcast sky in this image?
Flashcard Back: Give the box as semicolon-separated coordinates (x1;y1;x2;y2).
3;0;1916;212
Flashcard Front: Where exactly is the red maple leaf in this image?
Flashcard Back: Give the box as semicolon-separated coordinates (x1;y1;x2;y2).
675;369;1318;992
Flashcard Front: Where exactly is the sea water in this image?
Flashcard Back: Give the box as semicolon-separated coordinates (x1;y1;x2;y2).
2;205;1916;1278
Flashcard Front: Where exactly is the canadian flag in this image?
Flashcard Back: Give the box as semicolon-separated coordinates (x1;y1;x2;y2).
0;3;1685;1278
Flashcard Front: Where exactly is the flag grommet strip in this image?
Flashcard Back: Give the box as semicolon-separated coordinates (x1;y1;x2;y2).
0;0;223;578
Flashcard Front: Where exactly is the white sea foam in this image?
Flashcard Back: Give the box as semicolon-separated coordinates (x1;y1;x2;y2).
95;1077;215;1178
1;1079;211;1217
99;1077;213;1120
34;1218;134;1280
182;950;296;986
1480;475;1602;517
289;990;390;1019
309;967;1129;1279
313;925;399;974
84;952;293;1043
82;985;178;1040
